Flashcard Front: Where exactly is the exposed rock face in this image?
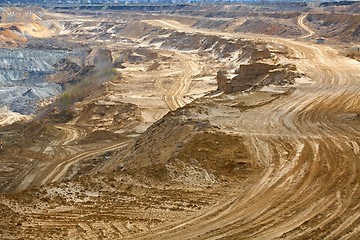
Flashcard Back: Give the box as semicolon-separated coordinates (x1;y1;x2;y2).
0;48;69;114
0;48;68;83
217;62;298;93
53;58;81;73
93;49;113;67
85;48;113;68
48;58;85;86
241;42;272;63
150;31;246;59
216;69;228;91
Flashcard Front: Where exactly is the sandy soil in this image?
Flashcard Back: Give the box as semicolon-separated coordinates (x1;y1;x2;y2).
298;14;315;39
0;107;31;126
0;5;360;240
123;16;360;240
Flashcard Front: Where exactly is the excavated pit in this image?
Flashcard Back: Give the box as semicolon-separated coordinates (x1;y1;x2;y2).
0;3;360;240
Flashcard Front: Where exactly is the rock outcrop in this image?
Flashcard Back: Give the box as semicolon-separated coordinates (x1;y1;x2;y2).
85;48;113;68
217;62;298;93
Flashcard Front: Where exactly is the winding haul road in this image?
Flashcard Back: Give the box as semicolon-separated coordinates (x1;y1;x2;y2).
132;18;360;239
4;14;360;239
40;141;130;185
298;14;315;39
12;126;130;192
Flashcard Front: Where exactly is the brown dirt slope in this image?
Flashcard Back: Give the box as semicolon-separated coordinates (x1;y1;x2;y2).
235;19;303;37
307;13;360;42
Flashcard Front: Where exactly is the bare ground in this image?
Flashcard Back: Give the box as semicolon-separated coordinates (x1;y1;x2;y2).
0;5;360;240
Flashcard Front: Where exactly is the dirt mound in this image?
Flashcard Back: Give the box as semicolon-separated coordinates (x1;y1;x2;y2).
109;110;260;186
21;121;63;142
217;62;298;93
0;8;62;47
176;132;255;180
0;28;27;47
119;21;162;39
74;99;143;131
116;113;212;170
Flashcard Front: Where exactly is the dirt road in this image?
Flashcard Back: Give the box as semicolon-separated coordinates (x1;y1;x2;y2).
2;13;360;239
40;141;130;185
10;122;130;192
56;125;86;145
298;14;315;38
11;141;130;193
164;52;201;111
133;19;360;239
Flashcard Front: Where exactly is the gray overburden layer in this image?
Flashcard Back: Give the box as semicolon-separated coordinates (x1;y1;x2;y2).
0;48;68;114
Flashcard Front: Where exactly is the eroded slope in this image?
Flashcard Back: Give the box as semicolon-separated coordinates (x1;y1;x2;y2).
0;4;360;240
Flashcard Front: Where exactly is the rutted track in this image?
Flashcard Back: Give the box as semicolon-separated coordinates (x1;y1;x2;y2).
298;14;314;39
10;124;128;192
1;13;360;239
164;52;201;111
128;19;360;239
40;141;130;185
56;125;86;145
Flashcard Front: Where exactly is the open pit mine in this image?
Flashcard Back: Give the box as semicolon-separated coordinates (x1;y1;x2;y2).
0;1;360;239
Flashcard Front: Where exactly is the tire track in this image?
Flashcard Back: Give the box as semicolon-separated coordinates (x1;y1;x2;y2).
298;14;315;39
135;19;360;239
164;52;201;111
41;141;130;185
